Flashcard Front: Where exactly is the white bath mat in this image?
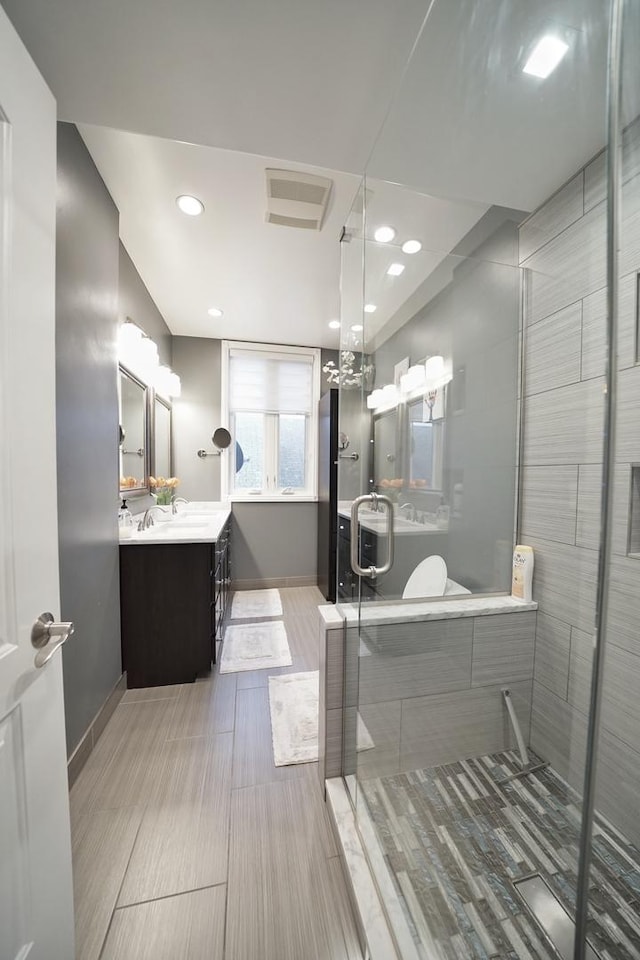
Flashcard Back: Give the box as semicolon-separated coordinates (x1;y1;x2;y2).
219;621;292;674
231;588;282;620
268;670;375;767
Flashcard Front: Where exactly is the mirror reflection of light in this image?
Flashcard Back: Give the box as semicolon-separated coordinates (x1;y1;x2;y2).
522;35;569;79
364;304;377;313
373;226;396;243
387;263;405;277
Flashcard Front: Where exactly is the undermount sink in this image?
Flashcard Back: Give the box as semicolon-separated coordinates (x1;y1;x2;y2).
163;520;209;529
132;520;209;539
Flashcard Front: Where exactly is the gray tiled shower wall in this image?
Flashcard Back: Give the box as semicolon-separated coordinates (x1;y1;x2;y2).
519;120;640;849
319;611;536;786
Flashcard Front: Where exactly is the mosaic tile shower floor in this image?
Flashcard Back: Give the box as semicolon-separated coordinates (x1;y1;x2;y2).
361;751;640;959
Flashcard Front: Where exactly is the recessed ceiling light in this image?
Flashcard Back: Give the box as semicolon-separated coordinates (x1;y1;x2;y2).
402;239;422;255
351;324;364;332
176;194;205;216
387;263;405;277
207;306;224;318
522;35;569;79
374;226;395;243
364;304;377;314
328;319;341;329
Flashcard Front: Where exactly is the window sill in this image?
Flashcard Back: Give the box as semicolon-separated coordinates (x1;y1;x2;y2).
229;495;318;504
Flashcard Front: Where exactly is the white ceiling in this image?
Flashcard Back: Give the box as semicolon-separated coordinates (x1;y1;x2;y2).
1;0;428;175
79;125;361;348
3;0;615;350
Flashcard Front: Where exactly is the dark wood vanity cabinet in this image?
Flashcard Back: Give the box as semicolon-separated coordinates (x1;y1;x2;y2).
120;517;231;688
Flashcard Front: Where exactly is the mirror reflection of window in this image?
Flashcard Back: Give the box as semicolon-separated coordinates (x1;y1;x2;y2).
408;399;443;491
119;368;147;492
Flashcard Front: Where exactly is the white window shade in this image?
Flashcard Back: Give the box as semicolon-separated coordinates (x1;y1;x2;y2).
229;353;313;414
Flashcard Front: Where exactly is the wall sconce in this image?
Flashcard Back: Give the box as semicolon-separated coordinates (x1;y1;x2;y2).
197;427;232;459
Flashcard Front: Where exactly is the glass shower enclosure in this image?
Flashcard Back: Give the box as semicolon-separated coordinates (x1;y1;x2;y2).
334;1;640;957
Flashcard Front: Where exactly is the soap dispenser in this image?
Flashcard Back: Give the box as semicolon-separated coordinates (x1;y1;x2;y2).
118;498;133;538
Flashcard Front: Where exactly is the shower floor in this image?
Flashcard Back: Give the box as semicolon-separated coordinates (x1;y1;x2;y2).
360;751;640;960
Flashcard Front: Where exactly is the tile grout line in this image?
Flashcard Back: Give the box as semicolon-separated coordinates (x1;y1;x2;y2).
108;880;228;915
96;813;146;960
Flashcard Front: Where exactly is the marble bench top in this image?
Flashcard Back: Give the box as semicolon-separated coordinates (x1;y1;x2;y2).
319;594;537;627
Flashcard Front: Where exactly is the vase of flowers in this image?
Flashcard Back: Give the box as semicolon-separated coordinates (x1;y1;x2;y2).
149;475;180;506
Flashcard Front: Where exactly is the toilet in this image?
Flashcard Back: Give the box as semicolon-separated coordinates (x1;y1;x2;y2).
402;555;472;599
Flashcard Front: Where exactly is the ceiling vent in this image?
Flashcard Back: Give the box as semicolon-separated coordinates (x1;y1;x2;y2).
265;168;333;231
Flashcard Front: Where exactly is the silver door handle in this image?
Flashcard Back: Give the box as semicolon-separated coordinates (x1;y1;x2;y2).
350;493;395;580
31;612;74;668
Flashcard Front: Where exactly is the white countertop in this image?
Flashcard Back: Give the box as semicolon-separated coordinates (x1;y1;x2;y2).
319;594;537;626
337;500;447;536
120;501;231;546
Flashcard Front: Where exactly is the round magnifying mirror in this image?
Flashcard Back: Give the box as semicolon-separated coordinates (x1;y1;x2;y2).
212;427;232;450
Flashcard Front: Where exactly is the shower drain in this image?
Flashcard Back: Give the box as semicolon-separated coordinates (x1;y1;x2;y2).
514;874;601;959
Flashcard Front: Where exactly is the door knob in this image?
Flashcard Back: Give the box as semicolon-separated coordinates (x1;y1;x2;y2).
31;612;74;668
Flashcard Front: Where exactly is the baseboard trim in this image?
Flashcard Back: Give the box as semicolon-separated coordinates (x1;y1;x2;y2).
67;672;126;788
233;576;318;590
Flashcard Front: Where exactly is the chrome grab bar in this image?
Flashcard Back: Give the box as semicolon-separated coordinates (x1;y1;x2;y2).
349;493;395;580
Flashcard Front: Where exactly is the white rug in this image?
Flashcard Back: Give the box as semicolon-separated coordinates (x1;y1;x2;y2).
268;670;375;767
219;621;292;674
231;588;282;620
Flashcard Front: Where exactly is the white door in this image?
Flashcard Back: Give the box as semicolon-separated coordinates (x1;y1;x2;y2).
0;7;75;960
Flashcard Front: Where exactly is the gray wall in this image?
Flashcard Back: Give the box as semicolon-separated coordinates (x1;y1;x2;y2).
119;243;172;367
519;129;640;847
232;502;318;587
56;123;122;756
172;337;221;500
171;338;337;583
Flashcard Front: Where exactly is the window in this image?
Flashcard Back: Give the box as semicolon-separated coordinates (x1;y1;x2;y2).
222;342;320;500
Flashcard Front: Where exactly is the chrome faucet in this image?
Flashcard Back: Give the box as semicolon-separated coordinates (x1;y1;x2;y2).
399;502;417;521
138;505;169;531
171;496;189;516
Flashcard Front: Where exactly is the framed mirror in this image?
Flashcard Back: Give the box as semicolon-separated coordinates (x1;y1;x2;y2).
154;396;172;479
119;366;149;494
372;408;400;493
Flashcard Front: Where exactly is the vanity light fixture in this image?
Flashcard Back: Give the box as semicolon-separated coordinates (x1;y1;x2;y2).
367;388;383;410
374;225;396;243
425;354;445;382
364;304;377;314
154;365;182;399
387;263;405;277
176;194;205;216
522;35;569;79
400;364;426;394
402;239;422;255
207;306;224;318
119;320;181;397
328;320;341;330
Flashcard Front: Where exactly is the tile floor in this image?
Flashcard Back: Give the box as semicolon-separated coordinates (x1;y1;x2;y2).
362;750;640;960
70;586;363;960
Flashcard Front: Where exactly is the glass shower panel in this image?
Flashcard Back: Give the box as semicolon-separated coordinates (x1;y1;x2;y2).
360;180;522;603
333;1;620;957
580;0;640;955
